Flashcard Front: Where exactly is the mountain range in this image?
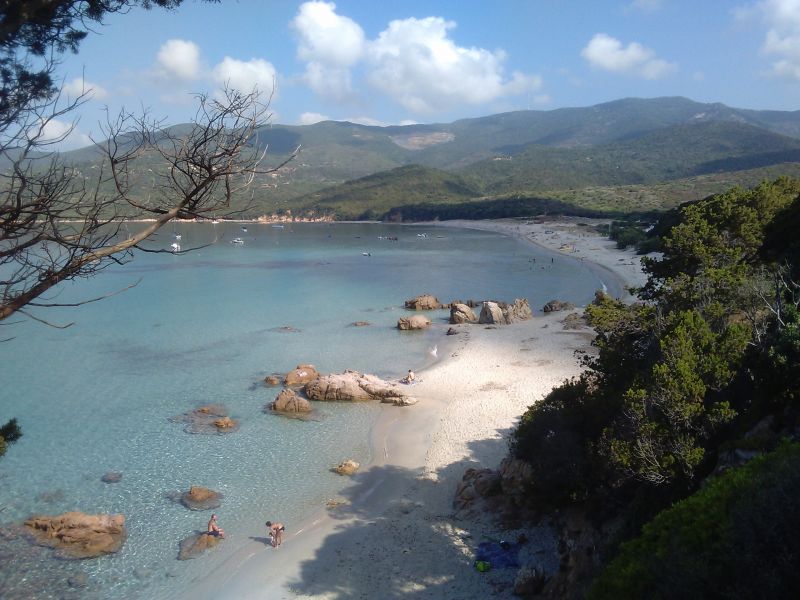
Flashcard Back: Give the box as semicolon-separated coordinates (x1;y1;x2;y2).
57;96;800;220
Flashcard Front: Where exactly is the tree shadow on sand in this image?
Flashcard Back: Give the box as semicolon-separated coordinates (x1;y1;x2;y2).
285;431;546;599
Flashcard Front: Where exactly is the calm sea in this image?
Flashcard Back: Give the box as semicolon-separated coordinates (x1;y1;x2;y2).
0;222;617;599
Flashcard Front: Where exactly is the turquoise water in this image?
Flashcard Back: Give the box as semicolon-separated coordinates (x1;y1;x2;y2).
0;222;617;599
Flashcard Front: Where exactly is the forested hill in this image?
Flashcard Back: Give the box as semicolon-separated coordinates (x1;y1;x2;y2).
53;96;800;218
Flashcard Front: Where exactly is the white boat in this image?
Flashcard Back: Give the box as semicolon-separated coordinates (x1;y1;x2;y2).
232;237;245;245
211;218;219;224
170;242;181;252
417;233;428;238
241;226;248;232
271;224;284;229
174;233;181;240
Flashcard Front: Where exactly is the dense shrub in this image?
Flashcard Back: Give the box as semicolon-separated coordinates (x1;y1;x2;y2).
511;377;613;504
589;443;800;600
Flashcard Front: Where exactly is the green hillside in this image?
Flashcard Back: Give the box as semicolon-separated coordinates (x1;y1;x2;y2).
294;165;481;220
35;96;800;220
463;121;800;195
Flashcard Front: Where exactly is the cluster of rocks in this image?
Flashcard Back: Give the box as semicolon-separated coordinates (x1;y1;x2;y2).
266;364;417;417
399;294;534;329
180;486;223;511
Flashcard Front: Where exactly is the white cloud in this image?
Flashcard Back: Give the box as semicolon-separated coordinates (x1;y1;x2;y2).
213;57;277;96
366;16;542;114
291;1;365;100
299;111;329;125
581;33;677;79
748;0;800;80
302;62;354;100
156;39;201;80
62;77;108;100
33;119;93;150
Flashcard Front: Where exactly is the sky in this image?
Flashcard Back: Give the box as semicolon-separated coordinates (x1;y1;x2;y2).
44;0;800;148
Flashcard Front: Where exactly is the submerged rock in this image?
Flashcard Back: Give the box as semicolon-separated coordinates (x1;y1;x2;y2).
284;364;319;386
24;512;126;559
397;314;431;330
264;374;282;386
178;532;222;560
170;405;240;435
305;370;416;406
100;471;122;484
180;486;223;511
350;321;371;327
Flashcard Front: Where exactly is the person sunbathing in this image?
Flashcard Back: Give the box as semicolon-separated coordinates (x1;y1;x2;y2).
401;369;415;384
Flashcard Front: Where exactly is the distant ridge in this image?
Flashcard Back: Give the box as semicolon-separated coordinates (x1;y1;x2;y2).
44;97;800;218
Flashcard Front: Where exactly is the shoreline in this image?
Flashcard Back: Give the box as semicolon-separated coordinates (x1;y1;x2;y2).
183;218;646;600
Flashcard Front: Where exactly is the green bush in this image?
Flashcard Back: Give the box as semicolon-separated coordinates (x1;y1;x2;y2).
589;443;800;599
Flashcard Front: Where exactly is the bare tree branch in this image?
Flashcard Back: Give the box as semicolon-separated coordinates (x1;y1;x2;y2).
1;83;295;324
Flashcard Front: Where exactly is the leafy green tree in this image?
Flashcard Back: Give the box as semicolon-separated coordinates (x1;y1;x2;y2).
603;310;748;485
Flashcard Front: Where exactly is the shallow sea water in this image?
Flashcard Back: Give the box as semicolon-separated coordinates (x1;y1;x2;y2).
0;222;618;599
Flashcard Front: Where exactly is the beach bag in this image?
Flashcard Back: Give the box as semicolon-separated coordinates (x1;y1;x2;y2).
474;560;492;572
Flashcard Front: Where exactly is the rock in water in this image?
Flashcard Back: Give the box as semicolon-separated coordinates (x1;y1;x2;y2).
180;486;223;511
397;314;431;330
269;388;312;413
333;459;360;475
264;374;282;386
100;471;122;483
305;370;416;405
170;405;240;435
284;364;319;386
404;294;440;310
449;303;477;324
24;512;126;559
178;532;222;560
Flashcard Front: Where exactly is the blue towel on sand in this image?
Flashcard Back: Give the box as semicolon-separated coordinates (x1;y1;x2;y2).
475;541;520;569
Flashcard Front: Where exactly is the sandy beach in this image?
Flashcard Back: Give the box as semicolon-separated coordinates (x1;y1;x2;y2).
185;218;645;600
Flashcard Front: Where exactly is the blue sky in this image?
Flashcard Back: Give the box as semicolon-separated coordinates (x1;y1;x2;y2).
48;0;800;148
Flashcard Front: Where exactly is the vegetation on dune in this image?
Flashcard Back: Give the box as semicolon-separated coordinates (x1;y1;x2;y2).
511;177;800;587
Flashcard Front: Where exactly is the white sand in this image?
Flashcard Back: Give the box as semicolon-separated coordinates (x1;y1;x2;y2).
185;219;645;600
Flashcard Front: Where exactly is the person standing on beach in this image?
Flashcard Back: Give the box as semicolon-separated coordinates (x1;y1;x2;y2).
266;521;285;547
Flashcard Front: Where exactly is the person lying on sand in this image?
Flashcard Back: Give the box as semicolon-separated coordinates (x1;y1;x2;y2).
400;369;415;384
266;521;285;547
207;514;225;538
